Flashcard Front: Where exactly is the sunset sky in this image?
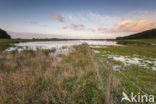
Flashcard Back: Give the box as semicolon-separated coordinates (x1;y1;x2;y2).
0;0;156;39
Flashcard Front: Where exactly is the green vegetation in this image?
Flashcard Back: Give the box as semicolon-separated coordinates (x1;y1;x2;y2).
117;66;156;94
0;39;28;51
0;38;156;103
117;39;156;45
94;56;122;104
94;45;156;58
117;28;156;40
42;48;56;56
0;44;104;104
93;40;156;103
95;54;156;103
0;29;11;39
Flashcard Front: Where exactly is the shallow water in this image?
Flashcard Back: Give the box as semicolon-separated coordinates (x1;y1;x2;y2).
106;55;156;71
7;40;117;51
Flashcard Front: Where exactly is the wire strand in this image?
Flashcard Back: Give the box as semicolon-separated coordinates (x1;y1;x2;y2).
118;71;147;95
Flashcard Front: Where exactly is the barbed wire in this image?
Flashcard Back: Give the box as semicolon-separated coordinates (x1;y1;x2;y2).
117;70;147;95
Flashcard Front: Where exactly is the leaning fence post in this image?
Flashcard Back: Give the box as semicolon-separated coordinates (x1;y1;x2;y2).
105;61;113;104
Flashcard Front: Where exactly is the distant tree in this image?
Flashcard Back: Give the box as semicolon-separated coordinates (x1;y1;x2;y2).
0;29;11;39
32;38;36;40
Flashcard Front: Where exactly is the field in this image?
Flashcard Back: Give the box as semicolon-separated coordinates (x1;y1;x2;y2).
0;39;156;104
93;39;156;103
0;43;106;104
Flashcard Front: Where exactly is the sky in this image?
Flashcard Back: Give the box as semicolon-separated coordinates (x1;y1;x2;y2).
0;0;156;39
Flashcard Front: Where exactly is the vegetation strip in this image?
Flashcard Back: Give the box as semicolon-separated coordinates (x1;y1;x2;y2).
86;44;105;94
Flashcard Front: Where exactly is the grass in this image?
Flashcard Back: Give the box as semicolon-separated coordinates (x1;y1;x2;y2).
94;54;156;104
114;66;156;101
1;39;156;103
0;44;104;104
94;57;123;104
0;39;29;51
42;48;56;56
117;39;156;45
94;45;156;58
93;41;156;103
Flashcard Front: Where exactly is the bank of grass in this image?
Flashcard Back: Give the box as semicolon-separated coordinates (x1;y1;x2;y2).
0;39;16;51
117;39;156;45
94;54;156;104
94;45;156;58
0;44;104;104
0;39;30;51
116;65;156;94
93;43;156;103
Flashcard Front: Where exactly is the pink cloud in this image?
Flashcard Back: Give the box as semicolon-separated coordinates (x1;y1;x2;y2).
62;24;85;30
87;28;96;32
97;27;107;32
110;19;156;32
52;14;64;22
62;24;96;32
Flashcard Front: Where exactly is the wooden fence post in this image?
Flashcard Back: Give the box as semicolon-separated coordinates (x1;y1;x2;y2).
105;61;113;104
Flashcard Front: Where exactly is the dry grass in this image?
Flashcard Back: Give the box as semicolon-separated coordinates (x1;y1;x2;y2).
0;44;104;104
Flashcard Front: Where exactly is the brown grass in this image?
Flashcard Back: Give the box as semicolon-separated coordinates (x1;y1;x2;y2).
0;44;104;104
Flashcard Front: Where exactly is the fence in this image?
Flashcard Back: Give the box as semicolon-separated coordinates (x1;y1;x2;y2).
87;45;150;104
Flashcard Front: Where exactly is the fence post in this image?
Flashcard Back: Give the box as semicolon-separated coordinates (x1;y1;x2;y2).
105;61;113;104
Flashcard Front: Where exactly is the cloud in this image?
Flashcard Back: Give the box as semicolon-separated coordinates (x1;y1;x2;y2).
125;10;156;21
62;24;96;32
61;19;156;33
29;20;38;24
63;10;156;33
87;28;96;32
110;19;156;32
27;20;48;27
97;27;108;32
64;12;120;28
52;14;64;22
62;24;85;30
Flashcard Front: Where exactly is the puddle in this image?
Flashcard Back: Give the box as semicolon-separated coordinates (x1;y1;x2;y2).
103;55;156;71
94;50;100;54
113;65;121;72
50;46;75;61
90;45;107;48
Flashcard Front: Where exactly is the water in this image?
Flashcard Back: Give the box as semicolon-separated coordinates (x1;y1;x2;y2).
8;40;117;51
103;55;156;71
